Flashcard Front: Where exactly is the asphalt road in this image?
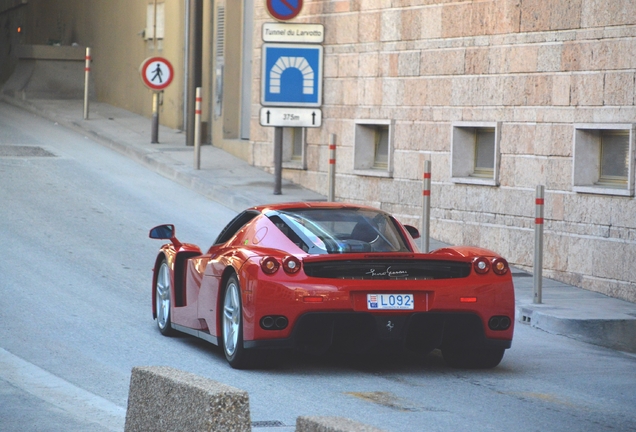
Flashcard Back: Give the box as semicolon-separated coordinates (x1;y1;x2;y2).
1;102;636;432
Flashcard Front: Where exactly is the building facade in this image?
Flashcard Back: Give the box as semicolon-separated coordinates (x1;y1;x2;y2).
2;0;635;302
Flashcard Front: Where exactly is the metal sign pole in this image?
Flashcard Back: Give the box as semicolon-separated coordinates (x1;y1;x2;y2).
328;134;336;201
274;127;283;195
421;160;431;252
151;92;159;144
534;185;545;304
83;47;91;120
194;87;202;169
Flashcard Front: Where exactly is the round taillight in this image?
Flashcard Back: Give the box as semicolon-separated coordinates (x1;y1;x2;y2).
492;258;509;275
260;256;279;275
473;257;490;274
282;256;301;274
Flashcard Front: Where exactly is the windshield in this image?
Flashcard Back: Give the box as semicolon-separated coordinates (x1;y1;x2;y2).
266;208;411;254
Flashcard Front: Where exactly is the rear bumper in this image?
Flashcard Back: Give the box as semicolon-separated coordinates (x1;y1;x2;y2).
244;311;512;352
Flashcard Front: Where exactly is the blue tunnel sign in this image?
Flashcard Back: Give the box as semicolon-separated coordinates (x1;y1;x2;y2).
261;43;323;107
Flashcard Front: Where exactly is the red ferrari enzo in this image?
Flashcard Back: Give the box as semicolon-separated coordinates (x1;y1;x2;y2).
149;202;514;369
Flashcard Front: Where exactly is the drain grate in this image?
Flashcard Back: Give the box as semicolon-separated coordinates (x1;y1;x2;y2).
0;145;56;157
252;420;286;427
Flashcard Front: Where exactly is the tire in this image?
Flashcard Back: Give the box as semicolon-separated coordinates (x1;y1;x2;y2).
222;274;253;369
442;345;505;369
155;260;175;336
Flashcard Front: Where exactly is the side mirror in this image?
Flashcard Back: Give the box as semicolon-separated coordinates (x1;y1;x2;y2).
404;225;420;239
149;224;175;240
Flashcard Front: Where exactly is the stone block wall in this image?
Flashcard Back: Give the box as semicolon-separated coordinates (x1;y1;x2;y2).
250;0;636;303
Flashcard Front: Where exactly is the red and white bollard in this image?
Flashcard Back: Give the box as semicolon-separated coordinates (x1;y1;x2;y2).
194;87;202;170
534;185;545;304
421;160;431;252
328;134;336;202
83;47;91;120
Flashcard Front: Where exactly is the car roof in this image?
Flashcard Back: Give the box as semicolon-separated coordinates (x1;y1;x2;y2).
250;202;383;214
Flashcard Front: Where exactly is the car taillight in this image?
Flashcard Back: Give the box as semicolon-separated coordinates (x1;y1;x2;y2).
282;256;301;274
492;258;509;275
473;257;490;274
260;256;279;274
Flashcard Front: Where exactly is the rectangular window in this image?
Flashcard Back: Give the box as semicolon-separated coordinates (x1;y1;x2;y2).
354;120;393;177
473;128;496;177
573;124;634;196
373;126;389;169
451;122;500;186
599;131;629;185
282;127;306;169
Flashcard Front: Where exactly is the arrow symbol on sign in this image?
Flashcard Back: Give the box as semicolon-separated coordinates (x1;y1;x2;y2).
312;112;316;125
267;110;271;123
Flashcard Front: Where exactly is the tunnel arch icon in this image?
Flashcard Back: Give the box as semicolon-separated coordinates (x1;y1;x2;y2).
261;43;323;107
269;56;314;95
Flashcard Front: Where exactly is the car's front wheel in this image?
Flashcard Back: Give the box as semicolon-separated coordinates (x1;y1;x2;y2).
442;345;505;369
155;260;174;336
222;274;253;369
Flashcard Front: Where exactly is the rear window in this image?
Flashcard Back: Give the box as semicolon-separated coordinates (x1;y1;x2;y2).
266;208;411;255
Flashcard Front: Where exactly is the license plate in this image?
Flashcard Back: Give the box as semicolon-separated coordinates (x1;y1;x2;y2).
367;294;414;310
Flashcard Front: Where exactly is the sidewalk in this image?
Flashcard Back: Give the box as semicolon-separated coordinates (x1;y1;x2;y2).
3;95;636;354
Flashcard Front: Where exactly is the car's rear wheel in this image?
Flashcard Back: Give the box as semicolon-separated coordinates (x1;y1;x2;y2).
155;260;174;336
442;345;505;369
222;274;253;369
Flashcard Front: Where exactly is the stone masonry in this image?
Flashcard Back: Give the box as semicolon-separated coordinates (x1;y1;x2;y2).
250;0;636;303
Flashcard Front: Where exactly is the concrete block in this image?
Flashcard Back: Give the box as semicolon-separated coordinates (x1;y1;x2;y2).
551;74;571;106
441;3;470;38
398;51;421;77
380;9;402;42
338;54;359;78
570;73;604;106
420;48;465;76
507;45;539;74
335;13;359;44
401;8;422;41
124;366;250;432
469;0;495;36
379;52;399;77
381;79;404;106
493;0;522;34
537;44;563;72
359;52;379;77
549;0;582;30
465;47;489;75
604;72;635;106
561;41;587;71
358;12;381;43
520;0;551;32
427;76;452;106
581;0;636;28
420;5;442;39
403;78;427;106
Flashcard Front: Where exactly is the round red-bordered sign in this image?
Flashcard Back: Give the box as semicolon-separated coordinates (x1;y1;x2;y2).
140;57;174;91
266;0;303;21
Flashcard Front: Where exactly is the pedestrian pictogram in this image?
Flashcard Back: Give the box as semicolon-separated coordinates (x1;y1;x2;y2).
140;57;174;91
261;43;323;107
266;0;303;21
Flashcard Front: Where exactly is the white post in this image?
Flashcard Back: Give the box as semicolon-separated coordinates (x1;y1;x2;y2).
534;185;545;304
421;160;431;252
328;134;336;202
83;47;91;120
194;87;202;170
